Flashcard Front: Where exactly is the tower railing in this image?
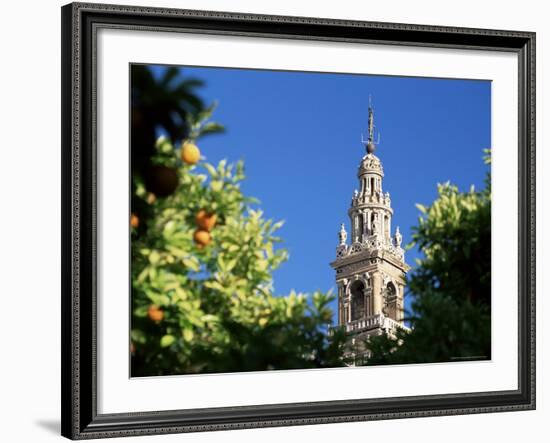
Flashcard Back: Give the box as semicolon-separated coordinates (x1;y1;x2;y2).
343;314;409;334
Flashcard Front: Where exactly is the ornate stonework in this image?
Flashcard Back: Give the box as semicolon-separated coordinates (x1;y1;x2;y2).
330;103;410;359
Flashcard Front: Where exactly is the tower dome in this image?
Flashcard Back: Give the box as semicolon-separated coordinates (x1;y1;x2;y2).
359;153;384;177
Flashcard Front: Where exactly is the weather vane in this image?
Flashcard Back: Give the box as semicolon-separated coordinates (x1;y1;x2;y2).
361;95;380;154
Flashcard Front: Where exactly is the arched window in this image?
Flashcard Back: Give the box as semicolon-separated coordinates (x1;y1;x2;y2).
350;280;366;321
370;177;375;193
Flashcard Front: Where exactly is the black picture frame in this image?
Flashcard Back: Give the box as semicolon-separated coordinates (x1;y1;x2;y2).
61;2;536;439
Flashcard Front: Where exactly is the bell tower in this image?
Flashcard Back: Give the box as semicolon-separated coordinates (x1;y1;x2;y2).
330;101;409;355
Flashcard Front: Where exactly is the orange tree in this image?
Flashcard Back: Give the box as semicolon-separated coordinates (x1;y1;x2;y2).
130;108;347;376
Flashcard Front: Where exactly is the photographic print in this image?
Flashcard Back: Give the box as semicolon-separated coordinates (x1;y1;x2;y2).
129;64;491;377
62;4;535;438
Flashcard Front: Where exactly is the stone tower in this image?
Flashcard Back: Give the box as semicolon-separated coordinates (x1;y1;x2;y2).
330;103;409;356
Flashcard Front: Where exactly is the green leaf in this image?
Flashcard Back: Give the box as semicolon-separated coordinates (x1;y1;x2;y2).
149;250;161;264
182;256;200;272
210;180;223;192
160;335;175;348
200;122;225;136
204;163;217;178
416;203;427;214
225;258;238;272
183;329;194;342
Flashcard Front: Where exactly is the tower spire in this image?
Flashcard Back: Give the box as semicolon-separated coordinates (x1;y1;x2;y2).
362;95;380;154
368;96;374;144
331;105;410;362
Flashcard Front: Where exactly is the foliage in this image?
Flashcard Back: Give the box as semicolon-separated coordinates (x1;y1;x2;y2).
410;180;491;307
131;66;209;170
131;66;224;216
364;291;490;365
131;111;346;376
365;154;491;365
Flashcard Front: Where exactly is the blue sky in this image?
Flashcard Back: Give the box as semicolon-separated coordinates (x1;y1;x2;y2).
149;64;491;319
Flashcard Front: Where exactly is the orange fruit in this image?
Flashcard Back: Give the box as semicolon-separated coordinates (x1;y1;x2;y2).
144;165;179;197
181;142;201;165
147;305;164;322
195;209;217;231
130;213;139;228
193;229;211;247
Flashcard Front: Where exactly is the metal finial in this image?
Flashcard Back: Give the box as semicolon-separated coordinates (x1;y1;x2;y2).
361;96;380;154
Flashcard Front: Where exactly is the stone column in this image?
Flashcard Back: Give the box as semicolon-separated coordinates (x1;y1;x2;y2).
399;284;405;322
366;209;371;234
345;283;352;322
337;283;343;325
363;288;372;318
372;272;382;316
338;282;346;325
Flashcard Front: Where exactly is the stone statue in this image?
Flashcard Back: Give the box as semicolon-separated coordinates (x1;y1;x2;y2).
394;226;402;248
338;223;348;246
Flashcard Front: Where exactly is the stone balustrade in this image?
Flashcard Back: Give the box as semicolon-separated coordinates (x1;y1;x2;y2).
344;314;409;334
